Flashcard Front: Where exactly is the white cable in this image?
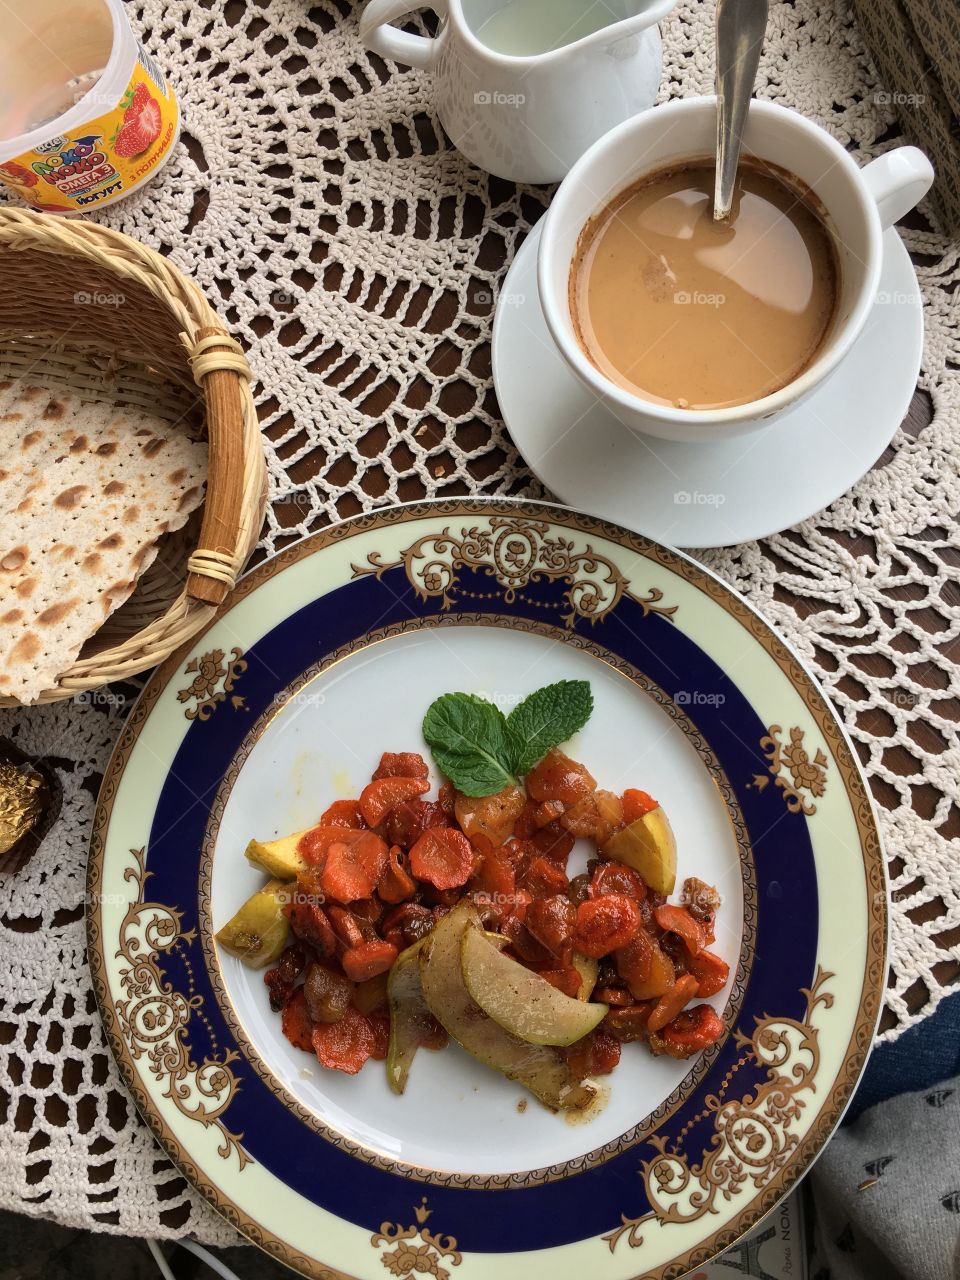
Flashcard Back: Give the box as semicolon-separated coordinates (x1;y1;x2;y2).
177;1238;245;1280
147;1239;177;1280
147;1235;245;1280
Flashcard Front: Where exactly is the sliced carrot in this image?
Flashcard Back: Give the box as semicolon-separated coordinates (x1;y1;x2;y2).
525;895;576;954
350;896;384;924
686;948;730;997
380;903;435;950
603;1001;656;1042
520;855;568;898
529;822;574;864
647;974;699;1033
297;824;364;866
614;929;653;988
510;888;532;923
320;831;389;903
573;894;642;958
409;827;474;890
502;917;551;965
359;776;430;826
471;849;516;907
622;789;659;823
312;1006;377;1074
372;752;429;780
654;904;706;955
378;845;417;904
341;939;399;982
594;984;633;1007
539;967;582;997
324;904;366;949
565;1029;621;1079
280;988;314;1052
282;899;336;956
589;862;647;900
655;1004;725;1058
320;799;366;829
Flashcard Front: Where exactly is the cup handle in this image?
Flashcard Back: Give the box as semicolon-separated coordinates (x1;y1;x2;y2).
861;146;934;230
359;0;447;69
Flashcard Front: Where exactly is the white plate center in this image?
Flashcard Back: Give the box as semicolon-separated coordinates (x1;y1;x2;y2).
210;625;745;1178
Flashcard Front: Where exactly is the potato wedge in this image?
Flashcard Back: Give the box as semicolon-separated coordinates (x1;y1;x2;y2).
419;902;595;1111
601;807;677;894
244;829;310;880
461;928;608;1045
216;878;292;968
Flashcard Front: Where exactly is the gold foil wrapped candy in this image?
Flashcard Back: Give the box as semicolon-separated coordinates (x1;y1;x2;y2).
0;741;61;873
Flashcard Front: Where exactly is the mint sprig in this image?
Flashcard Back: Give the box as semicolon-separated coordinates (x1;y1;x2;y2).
422;680;593;797
506;680;594;777
422;693;516;797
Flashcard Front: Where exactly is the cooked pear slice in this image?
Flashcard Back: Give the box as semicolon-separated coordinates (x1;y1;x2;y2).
572;951;599;1001
387;930;508;1095
216;878;292;968
461;928;608;1046
419;902;595;1112
386;938;431;1095
244;829;310;880
601;807;677;894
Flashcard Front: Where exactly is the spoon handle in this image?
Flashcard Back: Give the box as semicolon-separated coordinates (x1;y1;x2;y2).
714;0;769;220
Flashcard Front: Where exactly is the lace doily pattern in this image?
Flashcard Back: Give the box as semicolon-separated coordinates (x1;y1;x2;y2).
0;0;957;1245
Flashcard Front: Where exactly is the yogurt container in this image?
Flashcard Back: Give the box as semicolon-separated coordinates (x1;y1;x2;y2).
0;0;180;214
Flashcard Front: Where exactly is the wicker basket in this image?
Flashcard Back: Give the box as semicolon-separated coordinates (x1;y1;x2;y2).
0;207;266;705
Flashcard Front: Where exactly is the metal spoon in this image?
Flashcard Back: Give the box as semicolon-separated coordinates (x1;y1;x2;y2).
714;0;769;221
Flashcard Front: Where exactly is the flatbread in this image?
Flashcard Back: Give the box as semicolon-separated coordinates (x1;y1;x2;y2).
0;380;207;704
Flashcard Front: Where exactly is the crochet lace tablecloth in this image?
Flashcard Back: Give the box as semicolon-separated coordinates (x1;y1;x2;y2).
0;0;957;1247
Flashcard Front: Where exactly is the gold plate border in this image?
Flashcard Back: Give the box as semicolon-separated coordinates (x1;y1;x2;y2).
87;498;887;1280
197;611;758;1189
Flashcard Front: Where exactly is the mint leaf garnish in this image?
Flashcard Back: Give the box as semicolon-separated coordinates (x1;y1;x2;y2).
422;693;515;797
507;680;593;777
422;681;594;797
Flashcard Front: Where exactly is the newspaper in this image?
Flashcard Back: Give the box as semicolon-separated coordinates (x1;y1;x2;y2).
692;1189;808;1279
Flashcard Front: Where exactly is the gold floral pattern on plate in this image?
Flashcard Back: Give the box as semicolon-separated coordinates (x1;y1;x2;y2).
604;968;834;1253
351;516;678;626
372;1199;461;1279
114;846;248;1168
178;647;249;721
747;724;829;814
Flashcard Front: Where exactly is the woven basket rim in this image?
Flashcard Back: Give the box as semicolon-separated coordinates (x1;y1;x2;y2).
0;208;266;707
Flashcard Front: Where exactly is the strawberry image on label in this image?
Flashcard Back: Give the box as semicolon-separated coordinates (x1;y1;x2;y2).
112;85;163;159
0;162;37;188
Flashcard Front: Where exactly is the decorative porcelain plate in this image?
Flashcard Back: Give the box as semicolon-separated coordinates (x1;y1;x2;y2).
88;499;886;1279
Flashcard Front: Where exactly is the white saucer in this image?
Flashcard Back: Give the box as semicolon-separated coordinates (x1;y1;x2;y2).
492;221;923;548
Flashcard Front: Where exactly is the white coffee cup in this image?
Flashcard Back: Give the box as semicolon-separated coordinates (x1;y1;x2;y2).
538;96;934;442
359;0;676;185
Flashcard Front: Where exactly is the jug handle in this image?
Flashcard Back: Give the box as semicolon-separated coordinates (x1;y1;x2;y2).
359;0;448;70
